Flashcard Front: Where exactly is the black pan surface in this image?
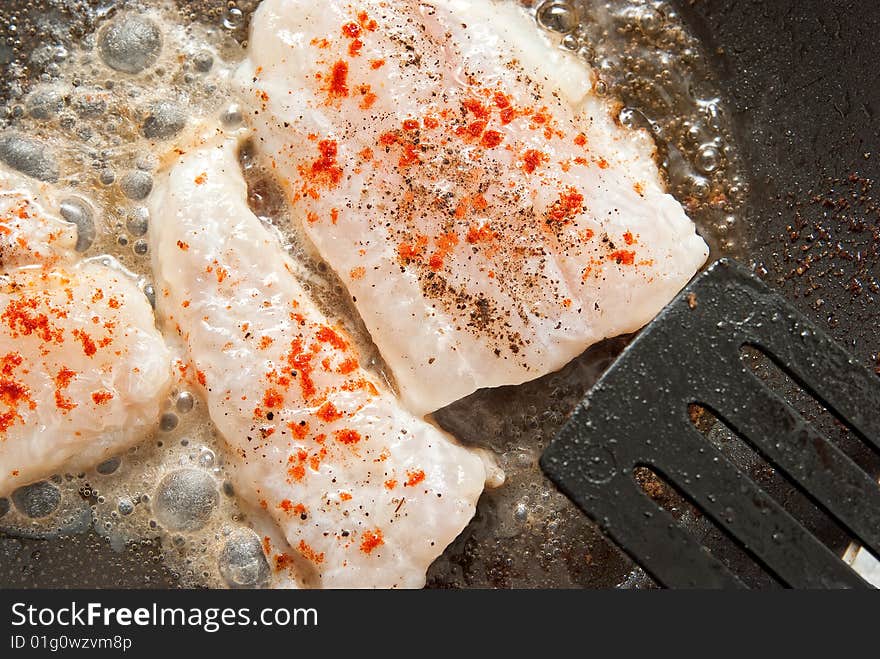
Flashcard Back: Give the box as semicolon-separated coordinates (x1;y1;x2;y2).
1;0;879;588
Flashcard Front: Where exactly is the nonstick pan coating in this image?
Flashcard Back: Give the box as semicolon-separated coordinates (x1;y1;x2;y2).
1;0;879;588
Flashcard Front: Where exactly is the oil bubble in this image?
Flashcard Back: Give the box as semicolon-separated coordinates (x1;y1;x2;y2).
11;480;62;518
120;170;153;200
117;497;134;516
193;51;214;73
536;2;579;34
96;457;121;475
219;528;270;588
154;469;218;532
26;87;65;120
221;104;243;127
696;144;720;174
97;14;163;74
133;238;149;256
176;391;194;414
58;196;96;252
159;413;179;432
198;449;215;469
141;100;187;140
223;8;244;30
0;133;59;182
125;207;149;236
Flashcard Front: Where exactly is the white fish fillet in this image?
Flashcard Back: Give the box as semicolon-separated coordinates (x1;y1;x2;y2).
236;0;710;415
0;167;171;496
149;136;486;588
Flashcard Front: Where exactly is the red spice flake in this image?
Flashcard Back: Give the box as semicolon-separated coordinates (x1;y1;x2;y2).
263;388;284;409
316;325;348;351
480;130;504;148
278;499;294;512
258;336;274;350
370;58;385;69
91;390;113;405
2;297;63;343
349;266;366;280
384;479;397;490
462;98;489;119
359;91;378;109
306;211;319;224
303;140;344;190
357;11;378;30
348;39;363;57
379;131;398;146
298;540;325;564
335;428;362;445
574;133;587;147
275;553;296;570
423;115;439;129
358;148;374;161
327;60;349;99
466;223;498;244
472;194;489;211
54;367;76;389
0;352;22;377
310;37;330;49
522;149;547;174
339;492;352;502
403;119;420;131
633;182;645;196
581;228;595;241
608;249;636;266
493;92;511;109
71;329;97;357
107;297;120;309
337;357;358;375
342;21;362;38
563;298;572;308
215;266;228;283
91;289;104;303
360;528;384;554
428;232;459;272
284;338;316;401
54;389;76;412
397;235;427;263
398;143;420;168
547;187;585;225
176;240;189;251
499;106;515;125
0;410;19;432
596;158;609;169
317;400;344;423
623;231;635;245
404;469;426;487
464;120;487;139
196;370;207;387
288;420;310;440
194;172;207;185
309;447;327;472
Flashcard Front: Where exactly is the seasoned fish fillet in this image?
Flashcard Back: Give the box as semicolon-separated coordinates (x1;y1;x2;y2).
0;167;171;496
149;137;486;588
236;0;710;414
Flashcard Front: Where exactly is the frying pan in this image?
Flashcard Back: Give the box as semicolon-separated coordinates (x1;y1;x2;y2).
1;0;879;588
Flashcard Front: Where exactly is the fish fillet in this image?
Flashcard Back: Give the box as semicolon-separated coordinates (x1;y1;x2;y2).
0;166;171;496
149;136;486;588
236;0;710;415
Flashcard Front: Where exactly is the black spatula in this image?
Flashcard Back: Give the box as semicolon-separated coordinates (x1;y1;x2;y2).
540;258;880;588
